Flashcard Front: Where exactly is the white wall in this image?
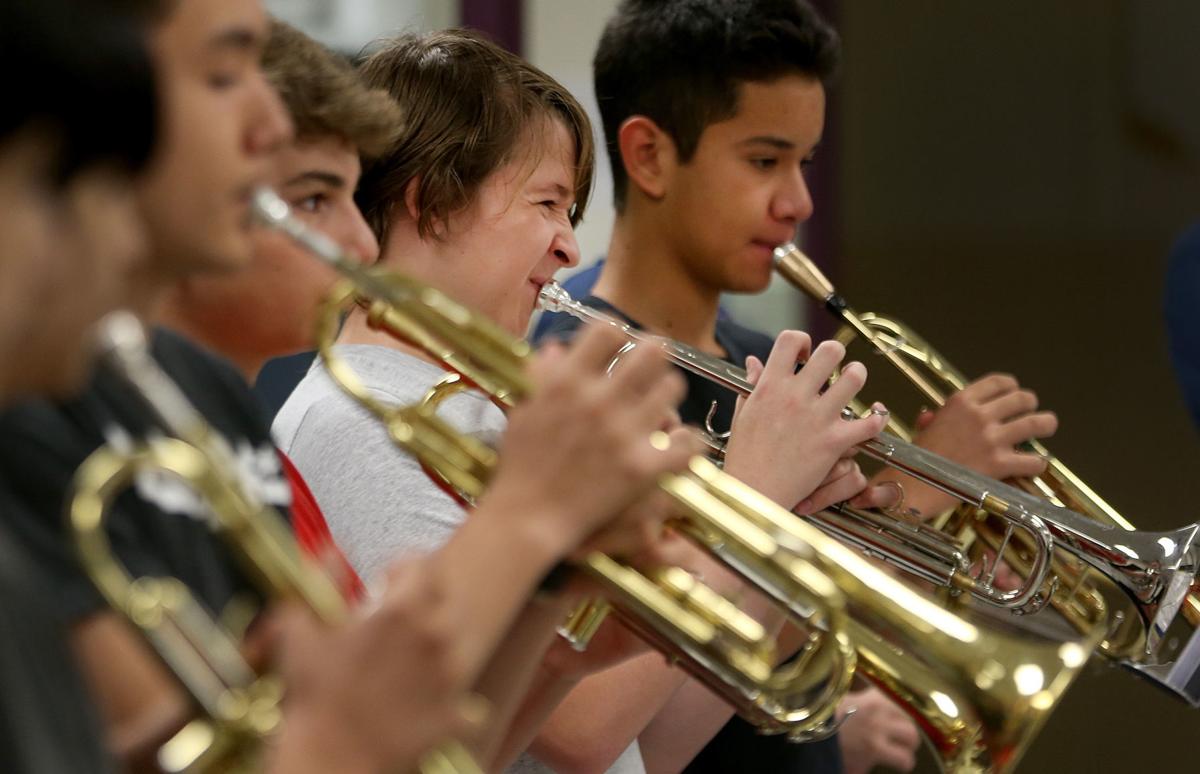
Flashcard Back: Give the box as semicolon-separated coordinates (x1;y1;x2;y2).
524;0;621;269
265;0;456;53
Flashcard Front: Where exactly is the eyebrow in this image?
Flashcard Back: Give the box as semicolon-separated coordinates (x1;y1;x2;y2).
283;171;347;189
738;136;798;150
535;183;573;200
207;26;263;54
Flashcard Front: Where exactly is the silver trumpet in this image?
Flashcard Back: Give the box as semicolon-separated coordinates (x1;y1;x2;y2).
538;281;1200;703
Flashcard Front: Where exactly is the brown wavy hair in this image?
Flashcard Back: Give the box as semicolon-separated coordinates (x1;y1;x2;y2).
355;29;595;241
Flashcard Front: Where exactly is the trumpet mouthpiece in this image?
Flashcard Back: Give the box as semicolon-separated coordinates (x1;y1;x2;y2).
536;280;574;313
249;187;291;228
94;310;149;363
773;243;836;301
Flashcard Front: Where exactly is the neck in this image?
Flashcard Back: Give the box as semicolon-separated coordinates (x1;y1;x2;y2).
154;273;268;382
156;296;266;381
127;258;176;327
593;202;723;352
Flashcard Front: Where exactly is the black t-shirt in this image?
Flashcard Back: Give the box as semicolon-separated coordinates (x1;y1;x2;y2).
536;297;844;774
0;328;290;625
0;510;111;774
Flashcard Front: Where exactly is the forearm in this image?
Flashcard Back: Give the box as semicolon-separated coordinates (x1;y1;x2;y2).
637;677;737;774
635;584;799;773
528;653;687;774
267;711;381;774
474;596;574;767
490;660;580;770
433;499;575;685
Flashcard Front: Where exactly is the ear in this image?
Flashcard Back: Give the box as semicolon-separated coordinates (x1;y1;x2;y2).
402;175;422;222
617;116;676;202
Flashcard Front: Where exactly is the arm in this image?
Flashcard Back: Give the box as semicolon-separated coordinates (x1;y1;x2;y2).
70;613;192;768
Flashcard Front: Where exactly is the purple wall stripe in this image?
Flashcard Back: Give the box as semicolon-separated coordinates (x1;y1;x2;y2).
461;0;524;54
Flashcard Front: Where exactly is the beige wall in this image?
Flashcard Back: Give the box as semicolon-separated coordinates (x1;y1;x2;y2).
837;3;1200;771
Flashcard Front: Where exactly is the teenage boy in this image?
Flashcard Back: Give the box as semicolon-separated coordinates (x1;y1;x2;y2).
537;1;1060;771
0;4;690;772
0;0;157;769
157;18;402;597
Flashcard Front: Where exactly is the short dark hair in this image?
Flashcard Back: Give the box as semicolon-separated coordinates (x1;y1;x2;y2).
263;20;403;160
356;29;594;242
594;0;839;209
0;0;160;185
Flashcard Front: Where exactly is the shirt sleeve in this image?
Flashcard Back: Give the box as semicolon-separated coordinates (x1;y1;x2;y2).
280;391;469;585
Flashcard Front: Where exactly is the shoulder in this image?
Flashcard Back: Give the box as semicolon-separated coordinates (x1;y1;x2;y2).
150;328;273;441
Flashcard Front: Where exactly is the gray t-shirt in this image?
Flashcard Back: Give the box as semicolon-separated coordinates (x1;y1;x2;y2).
273;344;645;774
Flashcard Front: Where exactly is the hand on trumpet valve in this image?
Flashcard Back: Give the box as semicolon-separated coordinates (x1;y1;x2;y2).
893;373;1058;515
485;324;698;551
567;476;693;561
723;331;889;510
912;373;1057;479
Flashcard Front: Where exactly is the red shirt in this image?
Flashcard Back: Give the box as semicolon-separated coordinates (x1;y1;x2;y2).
278;450;366;603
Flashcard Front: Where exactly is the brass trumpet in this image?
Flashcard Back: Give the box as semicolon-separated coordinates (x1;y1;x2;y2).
252;188;1100;771
66;312;481;774
772;244;1200;698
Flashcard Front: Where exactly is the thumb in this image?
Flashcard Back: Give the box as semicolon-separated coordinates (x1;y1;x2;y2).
733;356;764;423
744;355;765;386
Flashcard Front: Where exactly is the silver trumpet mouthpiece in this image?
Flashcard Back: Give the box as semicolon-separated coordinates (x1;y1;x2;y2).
249;187;345;270
94;310;150;362
536;280;576;314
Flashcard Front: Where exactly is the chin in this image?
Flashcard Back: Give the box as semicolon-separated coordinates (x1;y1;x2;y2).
726;269;773;295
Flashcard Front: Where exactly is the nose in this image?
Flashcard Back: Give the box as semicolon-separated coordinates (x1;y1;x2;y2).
550;222;580;269
771;167;814;227
245;73;294;156
343;207;380;264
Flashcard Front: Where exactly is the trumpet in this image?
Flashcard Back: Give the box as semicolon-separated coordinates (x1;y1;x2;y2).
773;244;1200;692
252;187;1100;771
538;276;1200;705
66;312;481;774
